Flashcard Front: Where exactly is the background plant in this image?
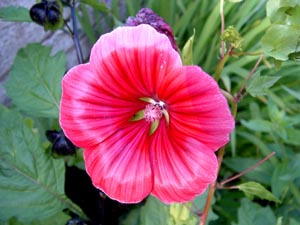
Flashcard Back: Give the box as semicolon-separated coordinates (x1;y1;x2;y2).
0;0;299;224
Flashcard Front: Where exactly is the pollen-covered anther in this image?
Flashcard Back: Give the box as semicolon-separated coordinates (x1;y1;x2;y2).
144;104;163;122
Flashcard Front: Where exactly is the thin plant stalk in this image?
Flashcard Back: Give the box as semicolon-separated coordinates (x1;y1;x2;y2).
70;0;84;64
220;0;225;59
219;151;276;187
234;54;264;103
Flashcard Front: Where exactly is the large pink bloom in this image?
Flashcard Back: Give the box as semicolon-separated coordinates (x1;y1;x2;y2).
60;24;234;204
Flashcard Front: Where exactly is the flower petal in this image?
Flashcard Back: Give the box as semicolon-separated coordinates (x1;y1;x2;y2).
158;66;234;151
84;121;153;203
150;120;218;203
90;24;181;99
60;64;144;148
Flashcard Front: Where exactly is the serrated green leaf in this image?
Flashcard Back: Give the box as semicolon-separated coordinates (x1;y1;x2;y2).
246;72;281;97
261;24;300;61
241;119;273;132
181;29;195;65
0;6;32;22
5;44;66;118
233;198;276;225
237;181;280;203
0;107;85;222
80;0;109;12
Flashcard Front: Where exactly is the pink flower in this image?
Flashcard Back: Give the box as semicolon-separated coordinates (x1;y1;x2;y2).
60;24;234;204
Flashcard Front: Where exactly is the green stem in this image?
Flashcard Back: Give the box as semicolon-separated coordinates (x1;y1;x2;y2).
70;0;84;64
220;0;225;58
214;52;230;82
234;50;263;57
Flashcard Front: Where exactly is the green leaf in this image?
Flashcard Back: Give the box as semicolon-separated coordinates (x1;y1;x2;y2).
271;163;291;198
271;158;300;198
237;182;280;203
261;24;300;61
0;6;32;22
233;198;276;225
5;44;66;118
237;131;277;161
79;0;109;12
246;72;281;97
0;107;85;222
225;0;243;2
120;196;168;225
282;85;300;100
241;119;273;132
181;29;195;65
267;0;300;24
5;211;70;225
285;127;300;145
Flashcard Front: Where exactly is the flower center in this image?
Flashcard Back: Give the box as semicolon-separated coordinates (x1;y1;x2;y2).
130;98;169;135
144;102;164;122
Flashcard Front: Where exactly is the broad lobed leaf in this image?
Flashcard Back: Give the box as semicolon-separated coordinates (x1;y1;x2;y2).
5;44;66;118
0;107;71;222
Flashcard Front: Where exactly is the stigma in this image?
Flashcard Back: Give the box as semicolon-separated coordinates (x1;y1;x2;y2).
144;103;164;122
130;98;169;135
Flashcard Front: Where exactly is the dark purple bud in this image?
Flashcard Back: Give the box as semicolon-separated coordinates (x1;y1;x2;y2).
125;8;178;51
46;130;77;155
29;0;63;30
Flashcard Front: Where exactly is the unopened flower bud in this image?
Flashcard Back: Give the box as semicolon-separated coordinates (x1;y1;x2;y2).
126;8;178;51
221;25;243;49
30;0;63;31
46;130;77;155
